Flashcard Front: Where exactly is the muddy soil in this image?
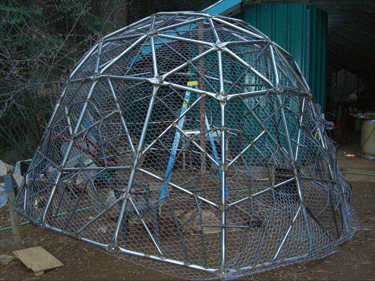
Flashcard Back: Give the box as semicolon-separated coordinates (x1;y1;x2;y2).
0;146;374;280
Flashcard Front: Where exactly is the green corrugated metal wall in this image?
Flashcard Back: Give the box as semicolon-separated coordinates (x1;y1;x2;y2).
308;6;327;110
237;4;327;111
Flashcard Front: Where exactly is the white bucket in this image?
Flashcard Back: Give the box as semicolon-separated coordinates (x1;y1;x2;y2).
361;119;375;159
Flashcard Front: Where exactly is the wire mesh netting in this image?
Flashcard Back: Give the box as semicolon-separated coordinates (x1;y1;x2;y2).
14;12;357;279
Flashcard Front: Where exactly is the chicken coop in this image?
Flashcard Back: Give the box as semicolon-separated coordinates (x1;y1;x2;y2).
14;12;356;279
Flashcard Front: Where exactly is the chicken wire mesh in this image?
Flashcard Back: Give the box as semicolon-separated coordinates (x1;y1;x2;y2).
14;12;357;279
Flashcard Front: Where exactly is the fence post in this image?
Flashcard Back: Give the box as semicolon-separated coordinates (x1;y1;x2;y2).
3;174;21;244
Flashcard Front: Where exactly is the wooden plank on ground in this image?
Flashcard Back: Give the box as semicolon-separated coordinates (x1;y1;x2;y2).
13;246;63;275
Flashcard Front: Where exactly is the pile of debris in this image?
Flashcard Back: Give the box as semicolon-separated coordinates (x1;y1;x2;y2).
0;159;29;208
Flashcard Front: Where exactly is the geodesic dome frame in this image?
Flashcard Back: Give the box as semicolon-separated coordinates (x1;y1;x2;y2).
15;12;356;279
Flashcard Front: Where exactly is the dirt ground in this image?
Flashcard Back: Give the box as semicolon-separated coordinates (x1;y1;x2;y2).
0;145;374;281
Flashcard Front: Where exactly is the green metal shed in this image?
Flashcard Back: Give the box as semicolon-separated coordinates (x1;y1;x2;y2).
204;1;327;111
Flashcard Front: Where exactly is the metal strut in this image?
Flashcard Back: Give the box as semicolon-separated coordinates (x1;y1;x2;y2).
159;81;227;200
